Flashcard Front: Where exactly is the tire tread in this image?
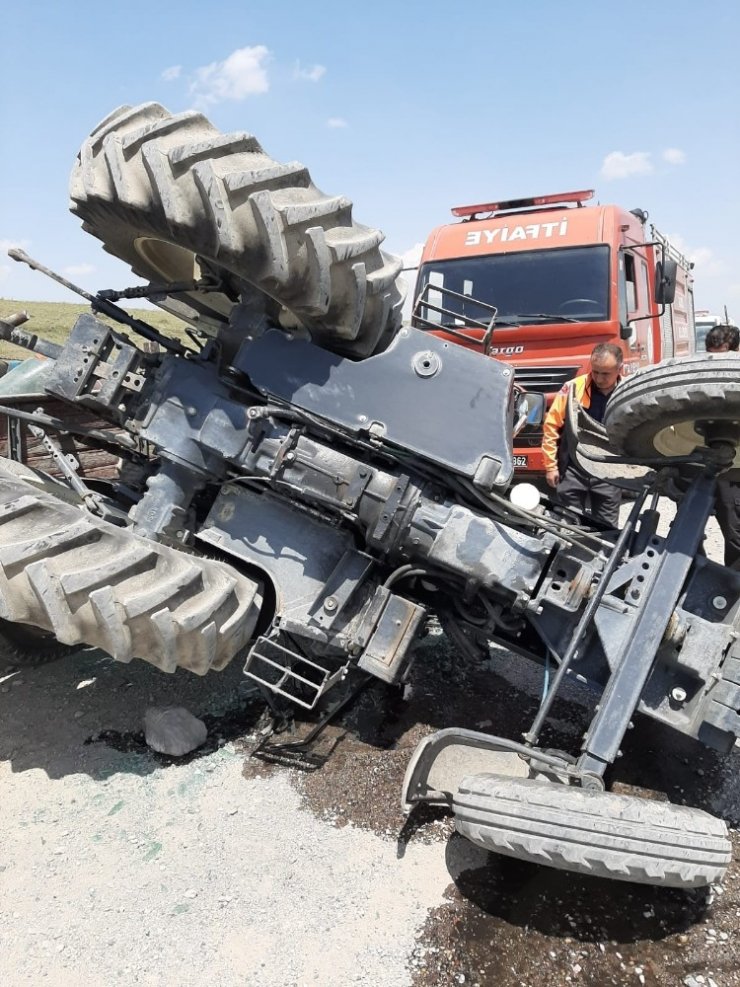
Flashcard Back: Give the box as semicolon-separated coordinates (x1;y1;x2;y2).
0;463;261;675
453;774;731;888
70;103;404;358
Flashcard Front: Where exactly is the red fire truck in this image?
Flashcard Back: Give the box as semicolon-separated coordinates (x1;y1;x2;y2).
410;189;695;478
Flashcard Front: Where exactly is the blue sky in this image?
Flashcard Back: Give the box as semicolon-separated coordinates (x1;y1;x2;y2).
1;0;738;318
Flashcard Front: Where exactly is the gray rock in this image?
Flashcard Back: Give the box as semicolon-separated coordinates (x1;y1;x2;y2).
143;707;208;756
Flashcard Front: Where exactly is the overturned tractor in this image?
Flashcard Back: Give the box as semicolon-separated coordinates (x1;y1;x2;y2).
1;103;738;889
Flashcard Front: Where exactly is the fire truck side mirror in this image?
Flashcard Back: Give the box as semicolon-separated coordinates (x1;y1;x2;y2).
619;322;633;340
655;258;678;306
514;390;545;432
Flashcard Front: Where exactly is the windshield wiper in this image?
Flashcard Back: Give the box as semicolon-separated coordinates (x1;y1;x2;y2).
440;312;586;328
511;312;583;324
439;317;523;329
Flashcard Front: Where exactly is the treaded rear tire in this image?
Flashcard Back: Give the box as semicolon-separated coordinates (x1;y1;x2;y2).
0;458;262;675
0;617;77;669
604;356;740;464
69;102;404;358
453;774;731;888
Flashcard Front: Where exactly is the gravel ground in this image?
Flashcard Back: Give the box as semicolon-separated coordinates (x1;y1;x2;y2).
0;505;737;987
0;653;451;987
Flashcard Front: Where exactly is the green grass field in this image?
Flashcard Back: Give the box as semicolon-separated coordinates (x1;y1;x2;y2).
0;299;189;359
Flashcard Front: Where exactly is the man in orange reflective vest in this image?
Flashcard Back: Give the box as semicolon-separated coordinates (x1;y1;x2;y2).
542;343;623;528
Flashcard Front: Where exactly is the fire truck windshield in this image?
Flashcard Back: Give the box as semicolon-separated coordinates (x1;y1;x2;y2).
414;245;609;328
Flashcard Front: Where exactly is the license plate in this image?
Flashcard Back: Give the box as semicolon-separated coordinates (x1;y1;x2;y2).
512;456;528;468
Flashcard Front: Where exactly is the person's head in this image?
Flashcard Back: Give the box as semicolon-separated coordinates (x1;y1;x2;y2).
589;342;623;393
705;324;740;353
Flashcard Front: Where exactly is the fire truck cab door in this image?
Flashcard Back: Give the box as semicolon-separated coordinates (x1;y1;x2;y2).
621;246;653;366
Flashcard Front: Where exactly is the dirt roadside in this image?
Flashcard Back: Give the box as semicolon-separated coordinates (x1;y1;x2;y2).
0;652;451;987
0;514;737;987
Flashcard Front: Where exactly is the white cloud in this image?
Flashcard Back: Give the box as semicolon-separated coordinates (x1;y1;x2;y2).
326;117;348;129
0;237;30;253
162;65;182;82
662;147;686;166
294;61;326;82
667;233;689;255
190;45;270;106
401;243;423;271
667;233;726;277
0;239;30;287
64;263;95;277
600;151;653;180
696;251;727;277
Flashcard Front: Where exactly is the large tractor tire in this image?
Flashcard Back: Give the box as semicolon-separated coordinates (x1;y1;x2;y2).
0;617;78;670
453;774;731;888
69;102;405;359
0;459;262;675
604;356;740;466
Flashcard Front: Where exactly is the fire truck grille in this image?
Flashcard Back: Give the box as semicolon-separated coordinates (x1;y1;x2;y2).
514;366;580;394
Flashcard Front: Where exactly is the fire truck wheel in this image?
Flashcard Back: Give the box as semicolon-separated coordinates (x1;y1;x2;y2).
453;774;731;888
0;617;78;669
70;103;404;359
604;356;740;465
